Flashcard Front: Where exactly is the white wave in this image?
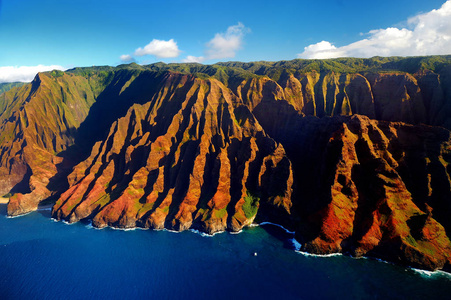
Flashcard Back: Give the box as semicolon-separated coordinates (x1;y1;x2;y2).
409;268;451;279
6;211;32;218
110;226;136;231
291;238;302;251
190;229;213;237
151;228;183;233
163;228;182;234
296;250;342;258
110;226;148;231
62;220;76;225
410;268;435;277
189;229;225;237
230;230;243;235
258;221;295;234
434;270;451;279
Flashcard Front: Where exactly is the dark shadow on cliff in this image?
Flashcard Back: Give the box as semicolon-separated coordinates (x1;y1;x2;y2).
74;70;171;162
253;104;350;242
9;166;32;194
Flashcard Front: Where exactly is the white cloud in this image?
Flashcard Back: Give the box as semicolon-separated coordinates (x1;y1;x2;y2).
183;22;250;63
0;65;64;83
206;22;249;59
182;55;205;63
134;39;181;58
298;0;451;59
119;54;135;63
300;41;341;59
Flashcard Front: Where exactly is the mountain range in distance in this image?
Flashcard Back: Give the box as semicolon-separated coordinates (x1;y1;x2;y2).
0;82;26;95
1;55;451;272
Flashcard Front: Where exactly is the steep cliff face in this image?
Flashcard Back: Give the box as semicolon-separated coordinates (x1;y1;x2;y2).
0;72;103;214
1;67;159;215
52;74;293;234
271;71;449;127
246;92;451;271
281;116;451;271
2;56;451;271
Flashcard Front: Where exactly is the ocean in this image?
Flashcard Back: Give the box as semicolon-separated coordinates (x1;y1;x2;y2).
0;204;450;299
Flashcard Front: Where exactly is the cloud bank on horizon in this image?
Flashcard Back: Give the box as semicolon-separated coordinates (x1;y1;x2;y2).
119;22;249;64
298;0;451;59
2;2;451;84
0;65;64;84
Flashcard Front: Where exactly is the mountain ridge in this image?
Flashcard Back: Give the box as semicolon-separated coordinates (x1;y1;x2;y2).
2;55;451;271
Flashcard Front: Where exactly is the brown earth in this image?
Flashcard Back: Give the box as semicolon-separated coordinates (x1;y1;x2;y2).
1;59;451;271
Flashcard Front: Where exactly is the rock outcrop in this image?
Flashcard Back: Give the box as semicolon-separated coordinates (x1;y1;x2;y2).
280;115;451;271
52;74;293;234
0;71;102;215
1;56;451;271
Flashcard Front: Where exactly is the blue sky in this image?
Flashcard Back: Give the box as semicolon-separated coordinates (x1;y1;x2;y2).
0;0;450;82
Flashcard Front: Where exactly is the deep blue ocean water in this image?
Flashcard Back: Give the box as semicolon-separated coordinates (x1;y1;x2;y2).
0;204;450;300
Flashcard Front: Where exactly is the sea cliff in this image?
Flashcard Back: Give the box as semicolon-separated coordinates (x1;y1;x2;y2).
1;56;451;271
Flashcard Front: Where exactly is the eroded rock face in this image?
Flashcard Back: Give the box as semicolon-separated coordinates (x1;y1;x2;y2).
0;72;102;214
286;116;451;271
52;75;293;234
2;57;451;271
246;98;451;271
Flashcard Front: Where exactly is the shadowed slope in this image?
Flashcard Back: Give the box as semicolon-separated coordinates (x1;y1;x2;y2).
1;56;451;271
52;75;293;234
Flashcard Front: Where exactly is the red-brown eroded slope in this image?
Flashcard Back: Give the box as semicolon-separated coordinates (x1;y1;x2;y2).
1;60;451;271
52;75;293;234
1;72;101;215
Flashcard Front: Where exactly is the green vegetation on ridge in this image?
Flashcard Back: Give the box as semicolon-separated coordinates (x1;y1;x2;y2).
0;82;27;95
243;191;259;219
35;55;451;89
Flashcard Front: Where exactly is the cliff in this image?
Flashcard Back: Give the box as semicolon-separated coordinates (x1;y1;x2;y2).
52;73;293;233
0;71;102;214
1;56;451;271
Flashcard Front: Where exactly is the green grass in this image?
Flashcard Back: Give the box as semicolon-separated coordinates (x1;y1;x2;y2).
50;70;64;78
0;82;27;94
137;202;154;215
405;234;418;247
243;191;260;219
95;194;111;208
65;202;77;212
127;188;144;197
214;208;227;219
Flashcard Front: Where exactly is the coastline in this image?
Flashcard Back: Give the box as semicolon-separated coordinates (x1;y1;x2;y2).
0;197;9;204
9;208;451;276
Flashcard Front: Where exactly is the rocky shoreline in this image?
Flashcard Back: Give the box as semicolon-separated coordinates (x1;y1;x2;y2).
2;57;451;272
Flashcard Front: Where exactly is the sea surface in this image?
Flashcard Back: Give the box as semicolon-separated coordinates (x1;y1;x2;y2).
0;204;450;299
